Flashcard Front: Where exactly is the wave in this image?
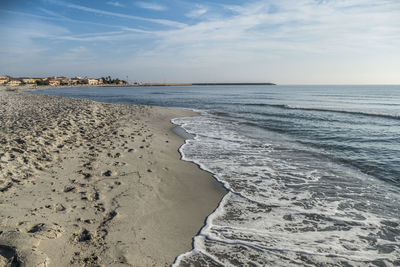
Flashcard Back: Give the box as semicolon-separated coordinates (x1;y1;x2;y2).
172;114;400;266
243;103;400;120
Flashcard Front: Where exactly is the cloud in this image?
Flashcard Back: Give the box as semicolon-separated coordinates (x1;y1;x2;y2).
2;0;400;83
5;9;142;32
155;0;400;53
0;19;70;75
54;31;126;41
136;2;166;11
59;46;89;59
54;32;147;42
48;0;183;27
106;1;124;8
0;19;69;45
122;0;400;83
185;5;207;18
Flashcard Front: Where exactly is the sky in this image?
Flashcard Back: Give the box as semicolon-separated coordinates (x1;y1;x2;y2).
0;0;399;84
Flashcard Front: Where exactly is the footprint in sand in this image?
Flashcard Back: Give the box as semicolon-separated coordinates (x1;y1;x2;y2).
102;170;113;177
53;203;66;212
20;223;64;239
63;186;76;193
0;245;20;266
72;228;93;243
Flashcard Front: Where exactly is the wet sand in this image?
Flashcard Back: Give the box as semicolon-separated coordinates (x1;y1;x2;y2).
0;88;225;266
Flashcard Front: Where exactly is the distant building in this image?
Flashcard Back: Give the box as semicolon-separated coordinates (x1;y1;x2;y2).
32;78;44;83
84;78;100;85
49;79;60;86
7;79;22;86
60;78;71;85
1;76;106;86
70;78;81;85
0;76;10;84
21;78;41;84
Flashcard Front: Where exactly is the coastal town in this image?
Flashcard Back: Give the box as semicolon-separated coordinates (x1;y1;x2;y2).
0;75;127;87
0;76;276;88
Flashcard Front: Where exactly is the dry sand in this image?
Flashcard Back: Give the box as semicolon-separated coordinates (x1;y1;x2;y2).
0;88;225;266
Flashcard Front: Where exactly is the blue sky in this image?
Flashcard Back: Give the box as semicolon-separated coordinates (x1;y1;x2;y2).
0;0;399;84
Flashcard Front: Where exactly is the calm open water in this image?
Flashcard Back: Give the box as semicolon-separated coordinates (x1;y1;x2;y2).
34;85;400;266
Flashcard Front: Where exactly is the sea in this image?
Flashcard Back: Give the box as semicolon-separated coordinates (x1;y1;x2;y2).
34;85;400;266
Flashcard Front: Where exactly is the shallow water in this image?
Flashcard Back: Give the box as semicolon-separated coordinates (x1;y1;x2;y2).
34;85;400;266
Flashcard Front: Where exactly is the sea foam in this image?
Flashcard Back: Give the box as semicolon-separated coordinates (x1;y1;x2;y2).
172;112;400;266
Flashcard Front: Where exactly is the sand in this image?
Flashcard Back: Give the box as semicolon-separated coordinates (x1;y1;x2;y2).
0;88;225;266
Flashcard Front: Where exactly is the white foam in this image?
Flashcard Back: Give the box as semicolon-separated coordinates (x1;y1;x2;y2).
172;113;400;266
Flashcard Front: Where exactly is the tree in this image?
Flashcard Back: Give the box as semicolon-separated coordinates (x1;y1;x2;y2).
36;80;49;86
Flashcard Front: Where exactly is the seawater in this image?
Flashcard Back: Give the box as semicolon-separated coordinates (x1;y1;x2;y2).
34;85;400;266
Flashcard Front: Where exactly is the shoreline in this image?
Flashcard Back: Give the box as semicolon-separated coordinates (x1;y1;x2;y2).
0;81;276;92
0;88;225;266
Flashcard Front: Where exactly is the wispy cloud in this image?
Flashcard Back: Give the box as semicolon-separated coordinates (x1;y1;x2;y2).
53;31;150;42
38;7;64;18
2;8;157;43
106;1;124;8
59;46;89;59
2;0;400;83
124;0;399;83
5;9;136;31
0;19;69;70
121;27;155;34
48;0;184;28
136;2;166;11
185;5;207;18
156;0;400;53
55;30;124;41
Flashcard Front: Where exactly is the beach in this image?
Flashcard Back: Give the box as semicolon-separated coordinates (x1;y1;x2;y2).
44;84;399;266
0;88;225;266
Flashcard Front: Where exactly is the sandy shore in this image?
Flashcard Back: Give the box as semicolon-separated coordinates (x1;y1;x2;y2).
0;89;225;266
